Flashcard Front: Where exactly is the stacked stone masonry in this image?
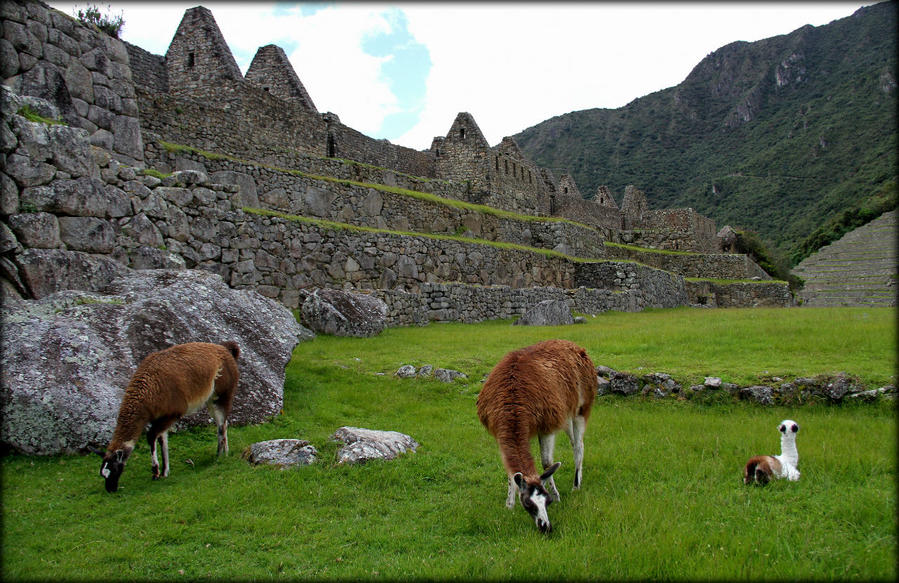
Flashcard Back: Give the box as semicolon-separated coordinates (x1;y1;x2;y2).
2;0;143;163
2;0;793;324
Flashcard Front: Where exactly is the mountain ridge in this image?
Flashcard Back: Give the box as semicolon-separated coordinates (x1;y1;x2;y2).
514;1;897;263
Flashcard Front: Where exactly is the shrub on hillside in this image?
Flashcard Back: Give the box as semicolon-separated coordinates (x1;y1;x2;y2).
733;228;804;291
74;4;124;38
792;180;897;265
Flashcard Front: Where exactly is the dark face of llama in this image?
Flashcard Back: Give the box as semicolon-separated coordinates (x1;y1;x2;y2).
100;451;126;493
519;482;554;533
779;421;799;434
513;463;560;534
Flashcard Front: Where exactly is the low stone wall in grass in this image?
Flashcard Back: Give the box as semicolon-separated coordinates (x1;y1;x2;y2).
597;367;895;405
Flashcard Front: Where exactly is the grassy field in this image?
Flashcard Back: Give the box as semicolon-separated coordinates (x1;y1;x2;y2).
1;307;895;580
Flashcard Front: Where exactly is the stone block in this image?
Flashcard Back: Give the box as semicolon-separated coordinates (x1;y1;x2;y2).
5;152;56;187
58;216;114;253
111;115;143;161
64;58;93;103
8;211;61;248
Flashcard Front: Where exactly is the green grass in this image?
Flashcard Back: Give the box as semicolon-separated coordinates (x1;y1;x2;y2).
2;307;895;580
17;105;65;126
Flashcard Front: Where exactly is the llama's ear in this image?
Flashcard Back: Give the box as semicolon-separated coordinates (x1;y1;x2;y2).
114;449;125;462
513;472;526;491
540;462;561;482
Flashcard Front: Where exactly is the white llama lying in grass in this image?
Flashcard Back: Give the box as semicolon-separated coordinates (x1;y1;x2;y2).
743;419;800;485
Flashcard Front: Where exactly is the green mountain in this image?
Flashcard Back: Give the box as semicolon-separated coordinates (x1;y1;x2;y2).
514;1;896;264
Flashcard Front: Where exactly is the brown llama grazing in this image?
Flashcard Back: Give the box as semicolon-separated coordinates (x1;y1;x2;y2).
96;342;240;493
476;339;598;533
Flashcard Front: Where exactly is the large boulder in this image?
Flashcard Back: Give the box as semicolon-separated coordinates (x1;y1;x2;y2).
242;439;318;468
513;299;574;326
1;269;313;455
331;427;419;464
301;288;388;337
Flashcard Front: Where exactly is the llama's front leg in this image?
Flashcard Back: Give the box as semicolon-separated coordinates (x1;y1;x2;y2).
506;475;517;509
148;432;160;479
538;433;560;501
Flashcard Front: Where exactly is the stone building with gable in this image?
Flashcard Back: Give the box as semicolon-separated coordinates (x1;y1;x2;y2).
121;3;720;251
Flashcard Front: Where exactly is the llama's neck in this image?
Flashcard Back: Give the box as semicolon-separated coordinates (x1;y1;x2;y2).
107;398;148;452
779;434;799;468
499;427;540;482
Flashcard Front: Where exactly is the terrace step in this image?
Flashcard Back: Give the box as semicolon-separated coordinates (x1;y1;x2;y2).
792;210;896;307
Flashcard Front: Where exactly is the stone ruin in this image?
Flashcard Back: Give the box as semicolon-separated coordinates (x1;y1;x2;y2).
1;0;792;319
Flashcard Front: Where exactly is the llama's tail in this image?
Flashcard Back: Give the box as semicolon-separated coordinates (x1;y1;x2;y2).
743;458;771;485
220;341;240;360
743;460;758;484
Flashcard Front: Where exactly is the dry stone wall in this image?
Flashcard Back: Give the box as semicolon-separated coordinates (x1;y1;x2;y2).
4;93;704;322
685;280;793;308
625;208;719;253
604;243;769;280
1;0;143;163
147;148;610;258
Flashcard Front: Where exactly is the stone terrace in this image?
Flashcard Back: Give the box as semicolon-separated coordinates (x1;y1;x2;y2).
792;210;897;307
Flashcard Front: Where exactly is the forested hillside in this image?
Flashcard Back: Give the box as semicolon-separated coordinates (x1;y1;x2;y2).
514;1;896;263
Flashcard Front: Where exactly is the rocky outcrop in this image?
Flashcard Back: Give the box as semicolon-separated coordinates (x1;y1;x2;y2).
1;268;312;455
331;426;419;464
300;288;388;337
513;298;574;326
394;364;467;382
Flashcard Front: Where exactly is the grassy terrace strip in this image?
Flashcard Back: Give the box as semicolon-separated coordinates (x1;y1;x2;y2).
686;277;790;285
606;240;749;258
1;308;895;580
159;141;597;230
17;105;66;126
243;207;639;267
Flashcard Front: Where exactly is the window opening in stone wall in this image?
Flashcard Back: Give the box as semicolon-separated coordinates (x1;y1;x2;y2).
460;128;465;140
495;156;499;171
327;134;336;158
187;52;195;68
564;187;568;194
504;159;508;174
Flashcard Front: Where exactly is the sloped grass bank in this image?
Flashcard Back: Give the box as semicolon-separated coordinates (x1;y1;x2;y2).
1;308;895;580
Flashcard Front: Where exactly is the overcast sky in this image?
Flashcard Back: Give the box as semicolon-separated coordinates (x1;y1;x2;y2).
50;2;872;151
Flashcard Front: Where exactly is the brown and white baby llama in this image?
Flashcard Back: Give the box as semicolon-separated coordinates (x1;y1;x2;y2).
96;341;240;493
477;339;598;533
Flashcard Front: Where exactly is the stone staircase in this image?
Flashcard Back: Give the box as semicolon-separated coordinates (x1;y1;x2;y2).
792;210;896;307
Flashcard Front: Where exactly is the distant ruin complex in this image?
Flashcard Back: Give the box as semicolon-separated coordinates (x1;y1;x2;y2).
1;1;791;320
